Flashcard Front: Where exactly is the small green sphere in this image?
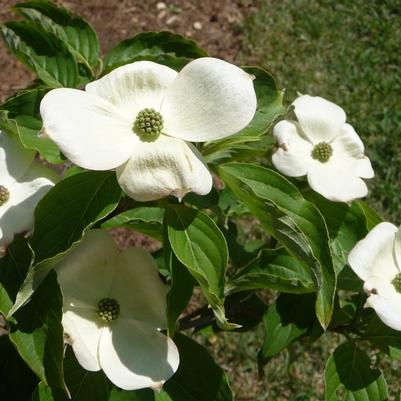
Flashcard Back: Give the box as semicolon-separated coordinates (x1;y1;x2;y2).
311;142;333;163
392;273;401;293
97;298;120;322
0;185;10;206
133;108;164;142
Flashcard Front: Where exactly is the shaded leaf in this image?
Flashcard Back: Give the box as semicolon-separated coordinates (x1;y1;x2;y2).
10;271;65;391
219;162;336;328
104;31;207;72
1;21;78;87
258;293;316;366
14;0;100;74
324;341;388;401
227;247;314;295
0;89;63;163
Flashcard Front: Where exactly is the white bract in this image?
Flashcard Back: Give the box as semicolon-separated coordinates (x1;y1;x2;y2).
348;222;401;331
0;131;56;249
56;229;179;390
40;58;257;201
272;95;374;202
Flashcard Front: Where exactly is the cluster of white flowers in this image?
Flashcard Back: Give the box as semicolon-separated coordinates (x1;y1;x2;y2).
3;52;401;394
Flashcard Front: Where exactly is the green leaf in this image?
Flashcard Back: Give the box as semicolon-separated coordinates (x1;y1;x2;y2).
0;235;32;316
1;21;79;87
14;1;100;75
102;206;164;241
362;314;401;361
163;235;195;336
0;335;38;400
258;293;316;365
305;192;368;274
161;333;233;401
203;67;285;164
166;205;235;329
104;31;207;72
227;247;314;295
9;271;65;391
355;201;382;231
0;89;63;163
324;341;388;401
9;171;121;316
219;163;336;329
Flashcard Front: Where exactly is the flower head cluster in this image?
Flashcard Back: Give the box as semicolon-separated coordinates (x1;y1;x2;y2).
56;229;179;390
0;131;57;249
348;222;401;331
40;58;257;202
272;95;374;202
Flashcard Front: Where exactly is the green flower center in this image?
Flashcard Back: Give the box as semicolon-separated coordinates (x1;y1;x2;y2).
133;108;164;142
311;142;333;163
0;185;10;206
392;273;401;293
97;298;120;322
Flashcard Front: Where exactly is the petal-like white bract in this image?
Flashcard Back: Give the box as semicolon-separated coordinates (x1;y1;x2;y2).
161;57;257;142
348;222;399;282
56;229;178;389
272;120;313;177
0;150;56;248
110;247;168;328
307;162;369;202
0;131;35;186
365;294;401;331
292;95;346;143
272;95;373;202
331;124;374;179
116;134;212;201
56;230;120;308
99;319;179;390
394;226;401;271
40;88;136;170
62;308;103;371
86;61;178;119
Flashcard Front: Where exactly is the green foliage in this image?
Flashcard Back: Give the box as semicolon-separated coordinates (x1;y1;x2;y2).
259;293;316;365
104;31;207;72
9;271;65;391
102;206;165;241
166;204;235;330
1;21;79;87
14;0;100;76
324;341;388;401
161;334;233;401
227;247;314;295
219;163;336;329
0;88;63;163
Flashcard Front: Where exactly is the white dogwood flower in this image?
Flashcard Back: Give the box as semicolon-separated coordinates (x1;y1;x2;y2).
40;58;257;201
56;229;179;390
272;95;373;202
0;131;56;249
348;222;401;331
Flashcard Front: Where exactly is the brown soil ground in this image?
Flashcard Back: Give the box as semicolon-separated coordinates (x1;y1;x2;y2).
0;0;254;102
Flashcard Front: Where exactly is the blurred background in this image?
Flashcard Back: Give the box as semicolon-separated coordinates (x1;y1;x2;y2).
1;1;400;400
